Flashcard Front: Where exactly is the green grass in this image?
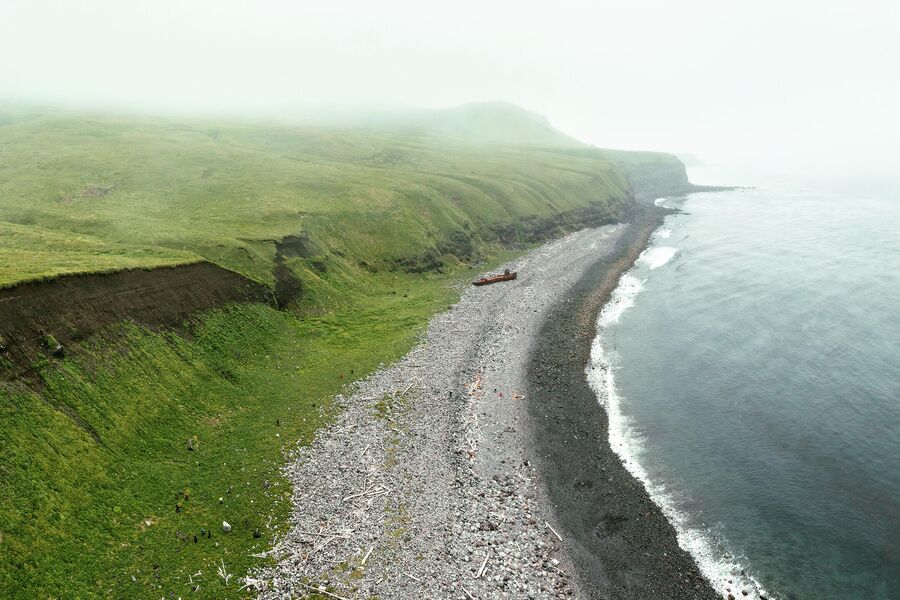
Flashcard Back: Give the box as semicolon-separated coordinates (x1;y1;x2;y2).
0;221;197;287
0;104;684;598
0;106;642;289
0;273;462;599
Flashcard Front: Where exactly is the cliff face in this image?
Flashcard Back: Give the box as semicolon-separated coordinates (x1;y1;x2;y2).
605;150;695;200
0;262;273;382
536;146;696;203
0;147;685;388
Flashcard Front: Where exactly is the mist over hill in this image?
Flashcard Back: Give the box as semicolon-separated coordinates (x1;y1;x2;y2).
288;101;584;147
0;101;690;290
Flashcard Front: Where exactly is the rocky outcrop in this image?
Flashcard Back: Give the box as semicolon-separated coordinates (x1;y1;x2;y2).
606;151;694;199
612;151;735;200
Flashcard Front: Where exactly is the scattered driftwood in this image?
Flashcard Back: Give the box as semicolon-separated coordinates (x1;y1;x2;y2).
341;484;389;504
247;239;611;597
458;372;484;460
297;530;350;539
217;559;233;585
302;583;351;600
308;535;342;558
240;576;265;591
546;521;563;542
187;572;201;593
466;373;483;395
475;550;491;579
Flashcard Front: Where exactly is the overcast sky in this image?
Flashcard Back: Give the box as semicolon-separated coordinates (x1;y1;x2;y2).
2;0;898;179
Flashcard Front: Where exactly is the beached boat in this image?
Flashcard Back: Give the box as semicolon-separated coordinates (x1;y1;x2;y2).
472;269;517;286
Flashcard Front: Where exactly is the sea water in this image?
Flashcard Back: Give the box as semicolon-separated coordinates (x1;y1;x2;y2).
587;176;900;599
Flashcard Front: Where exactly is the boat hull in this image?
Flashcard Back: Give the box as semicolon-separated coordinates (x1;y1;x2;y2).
472;272;517;286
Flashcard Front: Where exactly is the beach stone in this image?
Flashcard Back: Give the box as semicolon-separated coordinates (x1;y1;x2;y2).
245;224;717;599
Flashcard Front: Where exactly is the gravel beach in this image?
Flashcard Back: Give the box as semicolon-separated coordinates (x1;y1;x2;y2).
247;213;718;599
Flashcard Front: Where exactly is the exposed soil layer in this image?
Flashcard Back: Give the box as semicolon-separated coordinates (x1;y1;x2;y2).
272;234;322;307
526;205;720;599
0;262;273;381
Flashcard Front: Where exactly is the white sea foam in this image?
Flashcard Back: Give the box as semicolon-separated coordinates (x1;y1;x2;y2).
585;270;774;600
656;228;673;239
638;246;677;269
597;274;644;328
654;197;668;206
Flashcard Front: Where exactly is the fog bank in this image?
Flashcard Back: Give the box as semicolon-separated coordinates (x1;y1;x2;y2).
2;0;898;180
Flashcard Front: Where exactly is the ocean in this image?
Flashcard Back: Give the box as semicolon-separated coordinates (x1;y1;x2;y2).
586;173;900;599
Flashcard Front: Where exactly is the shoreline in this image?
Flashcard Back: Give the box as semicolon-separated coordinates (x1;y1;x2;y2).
526;204;720;599
248;207;719;598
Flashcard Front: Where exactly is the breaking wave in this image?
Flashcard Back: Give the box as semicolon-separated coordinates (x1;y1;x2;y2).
598;274;643;328
638;246;677;269
585;234;774;599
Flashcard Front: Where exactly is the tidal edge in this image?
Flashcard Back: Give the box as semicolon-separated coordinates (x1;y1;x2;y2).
526;202;721;599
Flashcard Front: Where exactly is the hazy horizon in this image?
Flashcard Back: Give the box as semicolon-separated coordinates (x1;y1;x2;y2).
3;0;898;181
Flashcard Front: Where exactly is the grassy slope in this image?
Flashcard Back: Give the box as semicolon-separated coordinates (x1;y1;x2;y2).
0;106;632;290
1;283;460;599
0;105;680;598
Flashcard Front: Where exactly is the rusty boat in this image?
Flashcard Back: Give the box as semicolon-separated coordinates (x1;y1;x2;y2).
472;269;518;286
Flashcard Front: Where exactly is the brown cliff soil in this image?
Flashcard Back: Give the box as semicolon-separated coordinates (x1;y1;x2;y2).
0;262;273;381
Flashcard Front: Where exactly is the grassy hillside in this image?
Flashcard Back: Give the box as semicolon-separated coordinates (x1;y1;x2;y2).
1;283;463;599
0;104;685;598
0;106;634;294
